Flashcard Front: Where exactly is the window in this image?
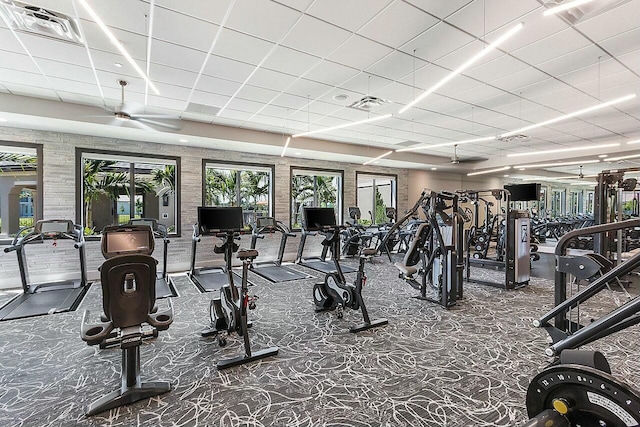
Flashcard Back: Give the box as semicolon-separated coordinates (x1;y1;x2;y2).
0;142;42;239
291;167;343;229
203;161;273;226
77;150;180;236
356;172;397;225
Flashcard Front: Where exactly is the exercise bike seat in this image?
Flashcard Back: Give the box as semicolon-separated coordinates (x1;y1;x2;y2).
361;248;377;257
237;248;258;260
395;261;418;276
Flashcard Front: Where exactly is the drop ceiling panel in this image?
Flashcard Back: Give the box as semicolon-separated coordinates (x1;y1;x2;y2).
327;35;394;70
453;84;507;104
618;49;640;72
201;55;256;83
148;64;198;87
189;91;230;109
498;11;567;53
195;74;242;96
466;54;530;83
365;51;426;82
262;46;319;76
371;82;415;105
307;0;393;32
340;73;391;96
213;29;275;66
445;0;540;38
490;67;550;93
47;76;102;97
36;59;97;85
154;0;234;25
271;92;308;110
400;22;475;64
259;104;289;120
149;82;192;101
153;7;220;51
57;91;105;106
0;69;51;89
2;83;58;99
513;29;593;66
576;0;640;42
249;68;298;92
404;0;474;19
308;100;346;116
303;61;360;87
281;15;351;58
17;33;92;68
0;27;28;54
235;85;280;104
80;21;147;59
435;39;503;72
0;50;41;74
359;1;439;48
144;95;185;112
285;78;333;98
226;0;302;42
599;27;640;57
217;108;253;121
433;74;482;98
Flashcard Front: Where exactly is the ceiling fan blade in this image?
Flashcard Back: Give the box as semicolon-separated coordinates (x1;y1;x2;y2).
134;117;182;130
128;119;157;132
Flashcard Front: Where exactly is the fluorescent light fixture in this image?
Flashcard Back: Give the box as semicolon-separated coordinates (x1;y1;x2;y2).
501;94;636;138
431;167;437;171
522;176;548;181
396;136;495;152
77;0;160;95
292;114;392;138
627;139;640;145
0;118;6;122
518;159;600;169
363;151;393;166
280;136;291;157
294;152;301;155
399;22;523;114
467;166;511;176
543;0;595;16
179;138;188;143
608;153;640;162
503;174;509;177
507;143;620;157
598;154;608;158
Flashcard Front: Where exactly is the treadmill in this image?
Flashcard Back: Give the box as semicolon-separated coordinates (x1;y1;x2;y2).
249;217;311;283
188;206;246;293
0;219;90;321
295;207;356;274
128;218;178;298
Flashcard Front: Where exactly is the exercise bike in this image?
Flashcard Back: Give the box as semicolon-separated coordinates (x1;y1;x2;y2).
201;227;278;370
312;224;388;333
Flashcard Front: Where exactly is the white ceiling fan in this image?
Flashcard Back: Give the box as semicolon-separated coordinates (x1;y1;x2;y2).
98;80;182;131
449;144;486;165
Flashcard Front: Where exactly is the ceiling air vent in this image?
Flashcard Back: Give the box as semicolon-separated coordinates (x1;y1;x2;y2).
348;96;388;112
0;0;83;44
544;0;632;24
497;134;529;143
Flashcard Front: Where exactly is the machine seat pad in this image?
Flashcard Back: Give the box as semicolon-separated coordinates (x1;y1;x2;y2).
394;262;418;276
361;248;377;257
237;248;258;260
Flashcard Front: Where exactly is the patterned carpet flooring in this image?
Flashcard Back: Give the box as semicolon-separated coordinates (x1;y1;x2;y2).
1;256;639;427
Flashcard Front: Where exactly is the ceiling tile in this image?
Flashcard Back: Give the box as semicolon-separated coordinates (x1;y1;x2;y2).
365;51;426;81
212;29;274;65
466;53;529;82
46;76;102;97
307;0;393;32
2;83;58;99
0;50;41;74
400;22;475;63
536;44;603;77
282;15;351;58
339;72;391;95
576;0;640;42
0;27;28;54
149;64;198;87
76;0;149;35
599;27;640;58
490;67;550;93
435;39;503;73
36;59;96;85
57;91;105;106
404;0;473;19
202;55;256;83
81;20;146;59
262;46;319;77
273;0;314;12
446;0;540;38
0;69;50;89
512;28;592;66
327;35;393;70
303;61;360;86
249;68;298;92
153;6;220;51
226;0;302;42
189;91;230;108
359;1;439;48
371;82;415;105
286;78;333;98
196;75;243;96
618;49;640;72
154;0;234;25
235;84;280;104
271;92;309;110
18;32;92;68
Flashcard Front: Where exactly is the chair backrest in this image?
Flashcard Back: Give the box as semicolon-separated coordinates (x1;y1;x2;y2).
100;254;157;328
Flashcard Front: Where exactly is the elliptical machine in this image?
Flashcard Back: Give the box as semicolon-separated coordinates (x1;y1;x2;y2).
199;206;278;370
306;207;388;333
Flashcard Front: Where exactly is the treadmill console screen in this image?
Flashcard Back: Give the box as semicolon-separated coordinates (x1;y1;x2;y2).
303;207;336;231
198;206;244;234
38;220;73;235
105;230;151;255
257;217;276;228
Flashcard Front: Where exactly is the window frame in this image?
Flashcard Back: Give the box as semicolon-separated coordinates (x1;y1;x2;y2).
75;148;181;239
201;159;275;218
0;141;43;244
355;171;398;225
290;166;344;230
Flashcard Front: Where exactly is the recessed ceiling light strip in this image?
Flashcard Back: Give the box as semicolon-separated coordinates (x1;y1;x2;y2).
292;114;392;138
467;166;511;176
399;22;524;114
280;137;291;158
144;0;156;106
77;0;160;95
507;142;620;157
519;159;600;169
608;153;640;162
363;151;393;166
182;0;235;111
396;136;495;152
543;0;595;16
70;0;105;104
500;93;637;138
626;139;640;145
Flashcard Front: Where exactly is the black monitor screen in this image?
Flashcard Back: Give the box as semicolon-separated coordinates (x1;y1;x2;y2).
105;230;151;254
504;183;541;202
38;220;73;234
198;206;244;234
303;207;336;231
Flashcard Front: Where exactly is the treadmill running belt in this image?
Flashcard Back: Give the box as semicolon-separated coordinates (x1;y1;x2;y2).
0;286;89;321
155;276;178;299
300;260;356;274
189;270;245;293
251;265;310;283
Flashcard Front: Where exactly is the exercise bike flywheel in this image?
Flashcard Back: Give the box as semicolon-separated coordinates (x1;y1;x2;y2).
526;364;640;426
